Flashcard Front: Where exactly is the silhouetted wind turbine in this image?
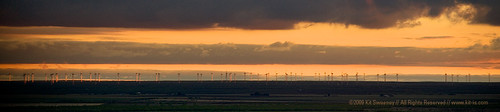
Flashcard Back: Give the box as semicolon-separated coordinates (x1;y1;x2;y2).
265;73;268;82
355;72;358;81
89;73;92;82
285;73;288;81
489;73;491;83
211;73;214;81
363;73;366;81
8;73;11;81
55;73;59;82
178;73;181;83
117;73;120;84
138;73;141;83
220;73;223;82
80;72;83;82
135;73;138;82
274;72;278;81
468;73;471;82
65;73;68;82
31;73;34;83
376;74;379;82
98;73;101;82
451;74;454;82
396;74;399;82
243;72;247;81
383;73;386;82
445;73;447;82
23;73;26;84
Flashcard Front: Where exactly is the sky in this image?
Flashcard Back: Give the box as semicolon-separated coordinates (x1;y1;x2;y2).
0;0;499;80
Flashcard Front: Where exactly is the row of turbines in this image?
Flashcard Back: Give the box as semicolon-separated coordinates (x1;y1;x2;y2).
5;72;494;83
444;73;491;83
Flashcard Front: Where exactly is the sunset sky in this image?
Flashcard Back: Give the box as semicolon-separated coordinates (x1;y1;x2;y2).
0;0;499;79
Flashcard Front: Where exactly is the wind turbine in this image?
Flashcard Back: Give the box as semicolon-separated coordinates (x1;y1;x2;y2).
23;73;26;84
31;73;34;83
138;73;141;83
98;73;101;82
489;73;491;83
135;73;138;82
65;73;68;82
451;74;454;82
211;73;214;81
117;73;120;84
363;73;366;81
265;73;268;82
396;74;399;82
376;74;379;82
355;72;358;81
444;73;448;82
8;73;11;81
275;73;278;81
331;73;334;81
55;73;59;82
178;73;181;83
89;73;93;82
295;73;297;81
233;73;236;81
383;73;386;82
80;72;83;82
468;74;470;82
220;73;223;82
244;72;247;81
346;73;349;81
285;73;288;81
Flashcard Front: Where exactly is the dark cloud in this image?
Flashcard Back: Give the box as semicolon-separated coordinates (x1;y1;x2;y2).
414;36;454;40
0;0;498;30
490;37;500;50
0;40;498;69
0;27;121;35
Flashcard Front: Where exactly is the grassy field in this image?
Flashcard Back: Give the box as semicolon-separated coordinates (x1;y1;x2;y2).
1;81;499;111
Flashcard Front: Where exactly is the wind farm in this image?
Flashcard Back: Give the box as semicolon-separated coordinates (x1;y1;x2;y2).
1;71;500;111
2;0;500;111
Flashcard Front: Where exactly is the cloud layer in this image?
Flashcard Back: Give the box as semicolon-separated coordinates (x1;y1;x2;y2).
1;0;499;29
1;39;498;69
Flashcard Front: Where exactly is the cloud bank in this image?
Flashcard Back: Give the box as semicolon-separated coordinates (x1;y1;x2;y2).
1;38;499;69
1;0;499;29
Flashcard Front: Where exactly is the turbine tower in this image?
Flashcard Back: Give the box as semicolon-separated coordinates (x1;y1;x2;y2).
396;74;399;82
355;72;358;81
451;74;454;82
489;73;491;83
445;73;447;82
383;73;386;82
80;72;83;82
377;74;379;82
31;73;34;83
117;73;120;84
177;73;181;83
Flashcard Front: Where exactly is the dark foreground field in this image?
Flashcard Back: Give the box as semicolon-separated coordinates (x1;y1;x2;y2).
1;81;499;111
